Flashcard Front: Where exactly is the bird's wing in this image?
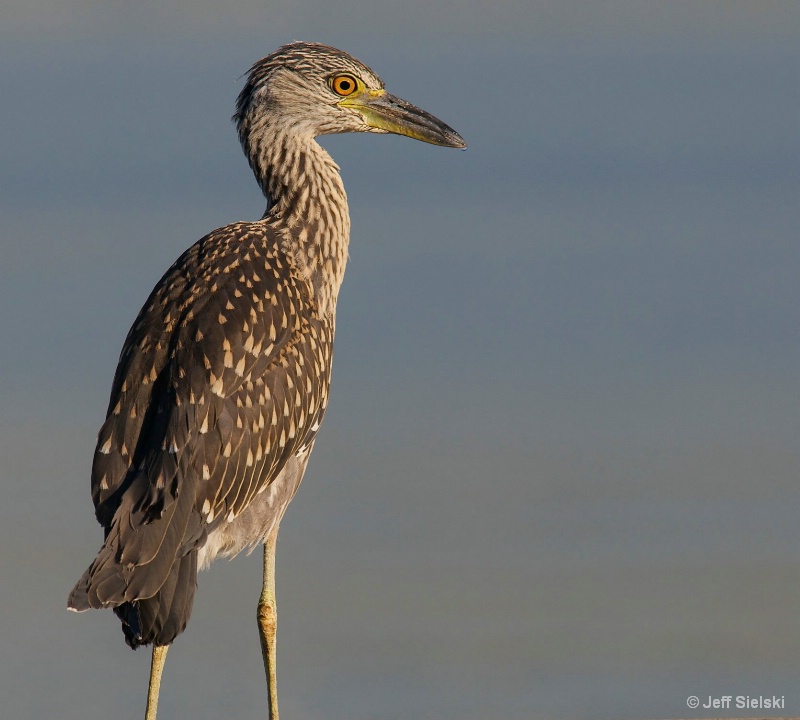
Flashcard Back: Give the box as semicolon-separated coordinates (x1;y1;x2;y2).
90;223;331;563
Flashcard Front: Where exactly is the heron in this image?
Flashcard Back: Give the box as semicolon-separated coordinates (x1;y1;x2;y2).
68;41;465;719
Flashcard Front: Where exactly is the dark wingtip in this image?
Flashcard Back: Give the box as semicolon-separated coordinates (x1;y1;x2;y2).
68;567;93;611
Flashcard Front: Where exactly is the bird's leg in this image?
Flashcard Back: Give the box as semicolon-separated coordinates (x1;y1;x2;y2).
144;644;169;720
258;524;280;720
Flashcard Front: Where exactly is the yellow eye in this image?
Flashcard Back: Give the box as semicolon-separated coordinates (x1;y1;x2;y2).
330;74;358;97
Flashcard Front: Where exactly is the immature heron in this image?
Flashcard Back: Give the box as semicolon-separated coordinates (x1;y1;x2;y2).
68;42;464;719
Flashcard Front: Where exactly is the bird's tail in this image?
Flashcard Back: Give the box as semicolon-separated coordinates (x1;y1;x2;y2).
67;469;202;647
114;549;198;648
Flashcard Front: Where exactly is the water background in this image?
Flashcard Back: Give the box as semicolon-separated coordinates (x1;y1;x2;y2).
2;2;799;718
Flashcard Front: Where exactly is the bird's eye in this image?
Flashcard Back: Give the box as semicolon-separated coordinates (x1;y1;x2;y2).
330;74;358;97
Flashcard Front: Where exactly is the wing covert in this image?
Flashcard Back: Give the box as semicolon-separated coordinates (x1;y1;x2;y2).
90;223;334;545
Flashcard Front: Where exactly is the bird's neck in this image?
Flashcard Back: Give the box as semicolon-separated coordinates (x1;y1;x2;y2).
247;129;351;316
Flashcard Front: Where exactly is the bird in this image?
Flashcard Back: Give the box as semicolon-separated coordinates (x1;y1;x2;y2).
67;41;465;720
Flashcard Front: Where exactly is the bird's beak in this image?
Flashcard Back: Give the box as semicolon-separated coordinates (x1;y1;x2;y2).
340;90;466;149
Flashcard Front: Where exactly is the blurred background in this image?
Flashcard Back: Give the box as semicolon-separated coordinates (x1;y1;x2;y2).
2;2;799;718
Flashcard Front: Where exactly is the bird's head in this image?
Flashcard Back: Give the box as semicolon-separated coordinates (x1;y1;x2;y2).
234;41;466;149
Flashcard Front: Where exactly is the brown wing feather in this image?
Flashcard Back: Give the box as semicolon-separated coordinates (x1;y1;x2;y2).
72;221;332;613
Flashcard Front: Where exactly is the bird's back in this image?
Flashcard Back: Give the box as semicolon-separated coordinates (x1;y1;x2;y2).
69;220;334;647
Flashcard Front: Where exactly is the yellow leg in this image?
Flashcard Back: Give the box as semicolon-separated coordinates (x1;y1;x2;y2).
145;644;169;720
257;525;280;720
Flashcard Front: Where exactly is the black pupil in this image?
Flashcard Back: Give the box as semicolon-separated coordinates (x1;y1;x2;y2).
339;79;351;92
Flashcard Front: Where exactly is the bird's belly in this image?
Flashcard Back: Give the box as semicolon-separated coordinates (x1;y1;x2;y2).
197;448;311;570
